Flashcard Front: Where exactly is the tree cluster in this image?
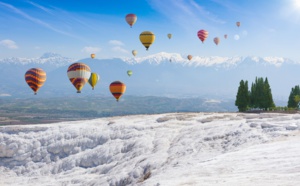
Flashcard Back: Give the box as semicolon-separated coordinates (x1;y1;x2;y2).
235;77;275;112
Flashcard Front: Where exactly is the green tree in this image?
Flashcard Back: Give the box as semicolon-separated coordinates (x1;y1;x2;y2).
294;95;300;109
250;77;264;109
288;85;300;109
235;80;249;112
249;77;275;110
262;77;275;110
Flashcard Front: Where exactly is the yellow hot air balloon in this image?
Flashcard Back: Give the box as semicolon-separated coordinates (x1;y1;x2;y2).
67;63;91;93
132;50;137;57
187;55;193;61
25;68;46;95
167;33;172;39
139;31;155;50
91;54;95;59
88;72;100;90
109;81;126;101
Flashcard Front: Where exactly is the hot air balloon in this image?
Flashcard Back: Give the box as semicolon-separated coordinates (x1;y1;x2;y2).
214;37;220;45
132;50;137;57
25;68;46;95
127;70;132;77
88;72;100;90
224;34;228;39
139;31;155;50
197;29;209;43
236;21;240;27
109;81;126;101
125;14;137;28
167;33;172;39
91;54;95;59
67;63;91;93
187;55;193;61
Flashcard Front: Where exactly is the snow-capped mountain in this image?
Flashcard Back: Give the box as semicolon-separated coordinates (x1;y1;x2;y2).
0;52;75;67
0;112;300;185
0;52;299;102
122;52;297;68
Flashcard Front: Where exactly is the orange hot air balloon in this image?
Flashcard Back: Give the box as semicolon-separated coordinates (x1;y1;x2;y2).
187;55;193;61
214;37;220;45
25;68;46;95
197;29;208;43
236;21;240;27
67;63;91;93
125;14;137;28
109;81;126;101
91;54;95;59
224;34;228;39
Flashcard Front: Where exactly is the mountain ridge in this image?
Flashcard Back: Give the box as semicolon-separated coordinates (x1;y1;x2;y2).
1;52;298;68
0;52;299;101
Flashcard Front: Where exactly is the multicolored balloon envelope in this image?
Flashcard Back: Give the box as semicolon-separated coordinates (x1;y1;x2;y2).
88;72;100;90
187;55;193;61
140;31;155;50
236;21;241;27
67;63;91;93
125;13;137;28
109;81;126;101
25;68;46;95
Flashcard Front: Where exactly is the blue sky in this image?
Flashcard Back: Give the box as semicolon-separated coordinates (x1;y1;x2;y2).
1;0;300;61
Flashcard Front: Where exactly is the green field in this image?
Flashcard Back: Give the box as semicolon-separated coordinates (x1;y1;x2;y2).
0;96;236;125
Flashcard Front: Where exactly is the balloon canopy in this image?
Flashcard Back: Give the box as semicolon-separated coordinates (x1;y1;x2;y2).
197;29;209;43
88;72;100;90
125;14;137;28
109;81;126;101
139;31;155;50
67;63;91;93
25;68;46;95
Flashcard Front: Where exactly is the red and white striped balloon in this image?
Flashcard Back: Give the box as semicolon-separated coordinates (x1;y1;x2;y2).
197;29;209;43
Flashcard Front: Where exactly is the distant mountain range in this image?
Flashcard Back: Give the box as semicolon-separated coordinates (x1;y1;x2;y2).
0;52;298;106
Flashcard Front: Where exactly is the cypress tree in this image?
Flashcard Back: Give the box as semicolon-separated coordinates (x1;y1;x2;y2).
235;80;249;112
288;85;300;108
262;77;275;110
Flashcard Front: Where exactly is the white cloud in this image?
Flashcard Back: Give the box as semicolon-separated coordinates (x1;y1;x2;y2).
0;93;11;97
28;1;54;15
81;46;101;54
147;0;226;33
0;2;85;41
109;40;124;46
34;46;41;50
0;39;18;49
204;99;221;103
112;46;129;54
234;34;240;40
